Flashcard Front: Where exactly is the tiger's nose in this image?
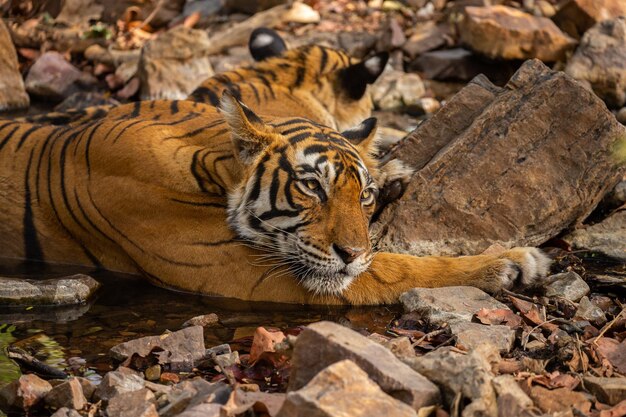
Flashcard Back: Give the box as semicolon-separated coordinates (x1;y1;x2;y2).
332;243;366;265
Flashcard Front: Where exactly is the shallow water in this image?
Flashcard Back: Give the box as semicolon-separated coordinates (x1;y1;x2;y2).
0;259;399;386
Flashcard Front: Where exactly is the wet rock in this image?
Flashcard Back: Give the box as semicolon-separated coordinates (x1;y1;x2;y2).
371;70;425;111
278;360;418;417
450;321;515;353
0;374;52;413
107;388;158;417
492;375;533;410
50;408;82;417
54;92;120;112
25;52;96;102
553;0;626;39
576;296;607;324
544;271;590;301
460;6;576;61
182;313;219;328
0;275;100;306
374;60;625;256
110;326;205;372
289;321;439;410
94;367;145;402
565;17;626;108
583;376;626;406
404;345;499;417
403;21;448;59
44;378;87;411
0;19;29;111
564;209;626;261
138;26;214;100
400;286;509;325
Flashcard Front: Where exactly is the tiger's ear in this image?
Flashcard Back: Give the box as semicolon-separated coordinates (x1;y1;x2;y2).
342;117;380;156
220;92;276;165
249;28;287;61
341;52;389;100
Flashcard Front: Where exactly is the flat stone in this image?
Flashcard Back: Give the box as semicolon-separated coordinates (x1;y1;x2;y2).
564;209;626;261
449;321;515;353
400;286;509;325
0;275;100;306
106;388;158;417
182;313;219;328
553;0;626;38
544;271;590;302
94;367;145;402
403;345;499;417
288;321;439;410
575;296;607;324
583;376;626;406
460;5;575;61
565;17;626;108
25;52;95;101
44;378;87;411
138;26;214;100
374;60;625;256
278;360;418;417
402;21;448;59
110;326;205;372
0;19;29;111
0;374;52;413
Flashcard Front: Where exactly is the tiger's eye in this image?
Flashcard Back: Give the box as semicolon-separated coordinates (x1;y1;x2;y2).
361;189;371;201
304;179;320;191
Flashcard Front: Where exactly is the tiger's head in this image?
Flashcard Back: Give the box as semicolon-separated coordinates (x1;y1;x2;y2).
248;28;389;131
221;93;402;296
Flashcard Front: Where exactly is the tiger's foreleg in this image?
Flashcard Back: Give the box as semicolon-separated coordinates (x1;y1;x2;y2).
342;247;551;305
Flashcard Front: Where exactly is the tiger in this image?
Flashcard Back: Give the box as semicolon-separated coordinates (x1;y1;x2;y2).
0;95;551;304
19;28;389;133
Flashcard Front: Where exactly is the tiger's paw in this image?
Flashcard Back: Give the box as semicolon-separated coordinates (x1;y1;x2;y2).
495;247;552;290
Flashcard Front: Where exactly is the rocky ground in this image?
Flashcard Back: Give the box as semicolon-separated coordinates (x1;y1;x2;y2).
1;0;626;416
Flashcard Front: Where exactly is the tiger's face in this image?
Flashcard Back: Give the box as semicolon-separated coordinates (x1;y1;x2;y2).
222;94;382;295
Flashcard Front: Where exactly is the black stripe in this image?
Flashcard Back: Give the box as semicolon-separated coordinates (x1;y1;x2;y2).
23;148;44;261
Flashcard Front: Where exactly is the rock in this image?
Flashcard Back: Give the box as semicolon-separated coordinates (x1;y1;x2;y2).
544;271;590;301
409;48;484;82
492;375;534;410
182;313;219;328
94;367;145;402
403;345;499;417
338;32;378;58
382;337;415;359
565;17;626;108
50;408;82;417
160;372;181;385
55;0;103;27
618;108;626;125
0;275;100;306
583;377;626;406
371;70;426;111
249;327;286;363
553;0;626;39
106;388;158;417
449;321;516;353
225;0;287;14
576;296;607;324
283;2;320;24
159;379;231;417
138;27;215;100
214;351;240;370
44;378;87;411
278;360;418;417
373;60;626;256
414;98;441;115
176;403;223;417
144;365;162;381
288;321;439;410
400;287;509;325
460;6;576;61
403;21;448;59
110;326;205;372
25;52;95;102
0;374;52;413
564;209;626;261
0;19;29;111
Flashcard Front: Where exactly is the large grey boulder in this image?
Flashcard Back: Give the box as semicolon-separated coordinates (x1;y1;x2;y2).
0;19;29;110
374;59;625;256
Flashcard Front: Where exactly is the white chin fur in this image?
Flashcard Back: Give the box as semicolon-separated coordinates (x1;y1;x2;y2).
300;273;356;296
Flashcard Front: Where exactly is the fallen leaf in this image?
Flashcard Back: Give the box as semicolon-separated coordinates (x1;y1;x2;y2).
476;308;523;328
529;386;591;414
509;296;558;331
594;337;626;374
